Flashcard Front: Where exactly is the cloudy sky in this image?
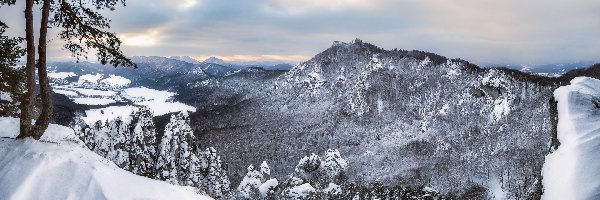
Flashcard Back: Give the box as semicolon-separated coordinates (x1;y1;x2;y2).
1;0;600;65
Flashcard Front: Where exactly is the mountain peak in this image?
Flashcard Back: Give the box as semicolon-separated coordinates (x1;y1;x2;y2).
169;56;201;64
204;57;226;64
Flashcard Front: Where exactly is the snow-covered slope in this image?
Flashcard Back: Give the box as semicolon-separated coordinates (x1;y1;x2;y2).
0;117;212;200
542;77;600;200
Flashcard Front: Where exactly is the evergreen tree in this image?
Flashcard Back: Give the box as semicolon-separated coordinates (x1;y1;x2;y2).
155;111;198;184
155;113;181;184
130;106;157;177
200;147;231;199
106;117;130;170
10;0;136;140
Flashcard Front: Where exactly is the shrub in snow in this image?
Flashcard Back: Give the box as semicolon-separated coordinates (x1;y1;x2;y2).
294;149;348;190
235;165;264;199
281;181;316;199
235;161;275;199
259;178;279;198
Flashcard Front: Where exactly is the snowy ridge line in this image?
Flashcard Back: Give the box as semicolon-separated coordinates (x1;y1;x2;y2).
542;76;600;200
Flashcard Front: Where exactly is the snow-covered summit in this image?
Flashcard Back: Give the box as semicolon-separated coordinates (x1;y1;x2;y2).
542;77;600;200
0;117;212;200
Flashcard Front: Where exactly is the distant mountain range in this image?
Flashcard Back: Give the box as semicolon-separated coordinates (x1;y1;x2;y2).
169;55;294;71
479;61;598;77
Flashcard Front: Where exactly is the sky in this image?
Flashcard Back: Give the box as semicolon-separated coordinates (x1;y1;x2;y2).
1;0;600;65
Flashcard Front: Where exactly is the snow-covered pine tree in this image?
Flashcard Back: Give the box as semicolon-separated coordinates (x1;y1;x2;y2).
92;120;111;158
201;147;231;199
173;112;197;186
130;106;157;177
155;112;183;184
82;120;103;152
106;116;131;170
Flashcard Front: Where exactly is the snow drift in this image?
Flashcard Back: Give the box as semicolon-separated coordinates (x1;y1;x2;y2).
543;77;600;200
0;117;212;200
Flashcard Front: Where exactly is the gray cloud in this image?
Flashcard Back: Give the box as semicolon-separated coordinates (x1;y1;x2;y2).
1;0;600;64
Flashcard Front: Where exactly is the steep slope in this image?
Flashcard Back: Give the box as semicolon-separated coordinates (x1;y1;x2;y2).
0;117;212;200
542;77;600;200
192;39;559;198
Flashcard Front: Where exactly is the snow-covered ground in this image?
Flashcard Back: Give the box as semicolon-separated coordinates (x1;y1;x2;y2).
53;89;78;97
542;77;600;200
78;73;103;84
73;98;116;106
69;87;116;97
100;75;131;88
82;105;139;125
123;87;196;116
48;71;77;79
0;117;212;200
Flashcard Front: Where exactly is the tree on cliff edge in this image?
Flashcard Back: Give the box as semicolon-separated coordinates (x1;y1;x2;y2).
1;0;135;139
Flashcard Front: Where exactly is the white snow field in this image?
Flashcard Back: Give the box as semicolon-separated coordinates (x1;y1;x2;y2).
0;117;212;200
73;97;116;105
82;105;139;124
100;75;131;88
78;73;103;84
542;77;600;200
122;87;196;116
47;71;77;79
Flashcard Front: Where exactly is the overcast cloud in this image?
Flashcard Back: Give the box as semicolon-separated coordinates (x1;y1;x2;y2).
1;0;599;64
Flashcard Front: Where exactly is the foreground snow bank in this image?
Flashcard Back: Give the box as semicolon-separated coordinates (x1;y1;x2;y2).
0;117;212;200
543;77;600;200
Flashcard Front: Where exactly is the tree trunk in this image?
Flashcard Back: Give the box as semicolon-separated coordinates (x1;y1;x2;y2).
31;0;53;139
17;0;36;139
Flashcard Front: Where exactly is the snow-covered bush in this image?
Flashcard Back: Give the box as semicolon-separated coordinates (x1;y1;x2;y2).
235;161;276;199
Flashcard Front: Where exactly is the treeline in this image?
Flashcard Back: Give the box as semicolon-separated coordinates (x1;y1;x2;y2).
74;107;230;198
75;107;450;199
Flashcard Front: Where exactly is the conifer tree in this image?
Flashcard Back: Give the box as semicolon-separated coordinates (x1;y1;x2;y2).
130;106;157;177
106;117;130;170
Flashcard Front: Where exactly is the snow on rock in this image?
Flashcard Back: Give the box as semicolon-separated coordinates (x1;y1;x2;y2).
123;87;195;116
48;71;77;79
542;77;600;200
322;183;342;196
0;117;211;200
82;106;139;125
100;75;131;88
258;178;278;198
0;91;12;101
286;183;316;198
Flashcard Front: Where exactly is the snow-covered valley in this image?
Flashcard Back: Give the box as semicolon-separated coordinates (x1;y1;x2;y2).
48;71;195;125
